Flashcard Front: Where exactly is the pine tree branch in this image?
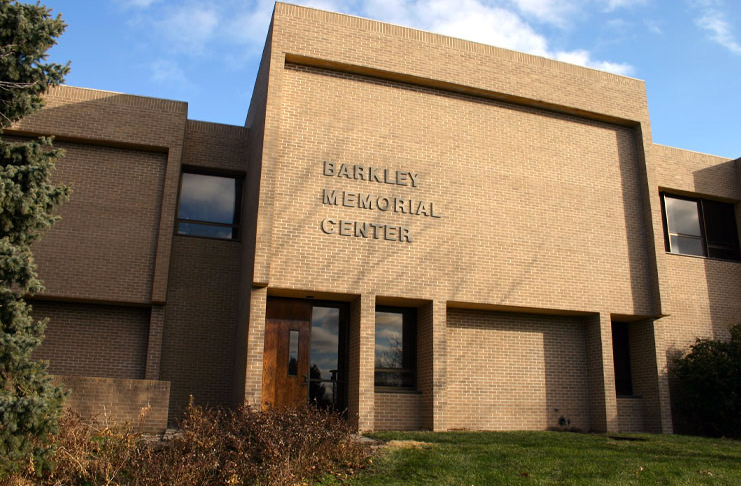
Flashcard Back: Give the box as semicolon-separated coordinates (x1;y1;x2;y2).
0;80;40;90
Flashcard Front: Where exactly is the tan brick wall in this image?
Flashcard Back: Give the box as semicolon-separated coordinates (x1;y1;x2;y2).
653;144;741;348
617;397;644;433
30;140;167;304
160;236;241;418
9;85;188;305
54;375;170;434
18;5;740;434
653;145;739;201
417;301;434;429
586;313;618;432
627;319;671;433
346;296;362;429
446;309;590;431
253;4;656;306
653;145;741;428
234;21;272;406
243;287;267;406
271;3;650;125
15;95;251;423
374;392;421;430
262;63;651;317
33;302;149;379
183;120;248;172
240;3;681;432
353;294;376;432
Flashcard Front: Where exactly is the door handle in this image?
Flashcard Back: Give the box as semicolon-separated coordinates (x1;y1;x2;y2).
302;374;308;386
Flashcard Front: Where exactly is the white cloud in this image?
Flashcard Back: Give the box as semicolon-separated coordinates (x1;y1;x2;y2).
644;19;663;34
509;0;579;27
132;0;635;76
117;0;161;8
154;3;219;53
418;0;550;55
696;9;741;55
600;0;647;11
222;0;275;47
555;49;635;75
356;0;634;74
150;58;192;87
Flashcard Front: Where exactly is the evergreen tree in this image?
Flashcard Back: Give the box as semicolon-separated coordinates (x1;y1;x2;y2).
0;0;70;475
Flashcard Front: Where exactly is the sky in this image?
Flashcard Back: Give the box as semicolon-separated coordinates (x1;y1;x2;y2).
40;0;740;158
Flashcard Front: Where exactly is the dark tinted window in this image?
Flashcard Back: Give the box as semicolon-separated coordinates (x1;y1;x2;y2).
612;322;633;396
703;199;741;260
662;193;739;261
177;172;242;240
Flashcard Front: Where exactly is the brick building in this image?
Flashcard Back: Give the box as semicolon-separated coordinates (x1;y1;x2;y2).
9;3;740;433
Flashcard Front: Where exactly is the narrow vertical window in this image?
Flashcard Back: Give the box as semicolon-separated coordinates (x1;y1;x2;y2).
288;330;299;376
612;322;633;396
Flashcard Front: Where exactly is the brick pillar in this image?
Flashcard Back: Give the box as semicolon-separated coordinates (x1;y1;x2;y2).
585;312;618;432
243;287;267;406
418;300;447;431
431;300;448;431
618;319;673;433
144;305;165;380
347;293;375;432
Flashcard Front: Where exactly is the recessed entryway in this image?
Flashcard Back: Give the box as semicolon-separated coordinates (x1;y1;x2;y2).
262;297;348;411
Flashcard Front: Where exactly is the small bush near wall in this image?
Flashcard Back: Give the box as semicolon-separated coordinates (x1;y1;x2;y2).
3;402;367;485
673;324;741;439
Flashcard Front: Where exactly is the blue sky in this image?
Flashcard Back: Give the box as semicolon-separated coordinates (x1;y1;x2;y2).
42;0;740;158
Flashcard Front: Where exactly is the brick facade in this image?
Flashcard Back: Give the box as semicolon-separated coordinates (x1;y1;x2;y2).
33;302;149;379
446;309;590;431
10;3;739;433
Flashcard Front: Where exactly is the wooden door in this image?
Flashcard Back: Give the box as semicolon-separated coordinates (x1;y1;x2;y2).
262;299;311;408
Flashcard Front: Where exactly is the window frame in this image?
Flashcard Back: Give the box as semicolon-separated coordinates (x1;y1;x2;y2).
175;168;244;241
374;305;417;392
660;192;740;262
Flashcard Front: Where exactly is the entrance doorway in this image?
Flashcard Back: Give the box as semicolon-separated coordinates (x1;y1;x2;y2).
262;297;348;411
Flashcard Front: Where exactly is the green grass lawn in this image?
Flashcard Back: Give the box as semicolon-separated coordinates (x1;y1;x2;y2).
346;431;741;486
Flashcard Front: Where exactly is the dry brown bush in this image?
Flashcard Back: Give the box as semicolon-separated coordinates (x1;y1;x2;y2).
1;402;367;486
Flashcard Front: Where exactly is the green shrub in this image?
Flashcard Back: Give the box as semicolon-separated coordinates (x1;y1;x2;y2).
673;324;741;438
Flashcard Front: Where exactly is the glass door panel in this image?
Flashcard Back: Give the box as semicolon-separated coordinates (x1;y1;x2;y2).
309;305;346;411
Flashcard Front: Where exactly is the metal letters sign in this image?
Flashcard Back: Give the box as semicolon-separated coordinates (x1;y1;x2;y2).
319;161;441;243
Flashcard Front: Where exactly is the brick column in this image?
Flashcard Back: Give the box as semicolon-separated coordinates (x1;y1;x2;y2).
431;300;448;431
585;312;618;432
243;287;267;407
144;305;165;380
347;293;375;432
418;300;447;431
645;318;674;433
